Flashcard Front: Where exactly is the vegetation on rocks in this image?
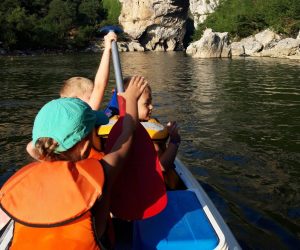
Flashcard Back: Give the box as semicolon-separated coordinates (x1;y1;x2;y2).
193;0;300;40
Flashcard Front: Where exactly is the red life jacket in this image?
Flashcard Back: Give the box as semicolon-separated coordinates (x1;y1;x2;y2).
0;158;105;250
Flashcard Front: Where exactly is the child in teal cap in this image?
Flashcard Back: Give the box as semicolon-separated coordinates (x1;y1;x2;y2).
0;76;147;249
26;32;117;160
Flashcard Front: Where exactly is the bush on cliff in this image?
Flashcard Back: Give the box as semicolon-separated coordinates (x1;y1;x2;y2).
193;0;300;40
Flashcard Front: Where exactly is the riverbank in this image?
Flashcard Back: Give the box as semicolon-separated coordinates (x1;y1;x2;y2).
1;29;300;61
187;28;300;60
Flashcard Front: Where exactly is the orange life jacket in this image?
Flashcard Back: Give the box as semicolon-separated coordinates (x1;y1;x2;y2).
89;146;104;160
0;159;105;250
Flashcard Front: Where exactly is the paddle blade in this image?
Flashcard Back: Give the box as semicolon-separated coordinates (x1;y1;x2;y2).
104;91;119;118
104;91;125;117
105;118;167;220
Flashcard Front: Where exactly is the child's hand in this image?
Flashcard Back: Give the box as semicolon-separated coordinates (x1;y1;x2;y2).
104;32;117;50
119;76;148;101
167;121;181;145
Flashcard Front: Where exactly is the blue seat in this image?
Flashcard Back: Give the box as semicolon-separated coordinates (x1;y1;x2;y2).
133;190;219;250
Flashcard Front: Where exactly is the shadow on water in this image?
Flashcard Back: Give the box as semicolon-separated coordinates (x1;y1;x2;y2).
0;53;299;249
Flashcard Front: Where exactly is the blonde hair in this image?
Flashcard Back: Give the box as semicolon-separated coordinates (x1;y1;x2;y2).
60;77;94;98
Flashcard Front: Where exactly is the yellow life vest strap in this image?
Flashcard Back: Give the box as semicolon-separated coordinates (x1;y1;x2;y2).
98;116;169;141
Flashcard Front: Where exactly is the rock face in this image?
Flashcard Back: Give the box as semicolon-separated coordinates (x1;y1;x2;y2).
189;0;220;28
119;0;189;51
186;28;231;58
230;29;281;56
229;29;300;59
258;38;300;59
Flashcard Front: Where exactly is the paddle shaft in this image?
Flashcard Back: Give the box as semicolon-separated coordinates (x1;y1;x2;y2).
111;40;126;116
111;41;124;93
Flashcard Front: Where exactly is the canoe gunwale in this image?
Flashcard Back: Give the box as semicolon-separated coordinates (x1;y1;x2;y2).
174;158;241;250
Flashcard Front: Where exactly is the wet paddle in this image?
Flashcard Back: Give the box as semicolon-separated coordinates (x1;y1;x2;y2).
99;26;167;220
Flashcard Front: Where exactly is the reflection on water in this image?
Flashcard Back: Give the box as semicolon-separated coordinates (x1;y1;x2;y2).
0;53;299;249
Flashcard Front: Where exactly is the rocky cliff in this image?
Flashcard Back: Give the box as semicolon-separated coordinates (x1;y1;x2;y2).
117;0;299;60
118;0;221;51
119;0;189;51
189;0;220;28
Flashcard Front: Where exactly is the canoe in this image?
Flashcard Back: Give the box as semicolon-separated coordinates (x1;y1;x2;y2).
0;158;240;250
121;158;241;250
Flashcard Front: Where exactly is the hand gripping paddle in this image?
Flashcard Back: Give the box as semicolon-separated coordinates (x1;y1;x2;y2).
99;26;167;220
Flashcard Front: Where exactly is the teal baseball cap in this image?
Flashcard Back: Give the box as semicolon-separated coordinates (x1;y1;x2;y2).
32;98;109;153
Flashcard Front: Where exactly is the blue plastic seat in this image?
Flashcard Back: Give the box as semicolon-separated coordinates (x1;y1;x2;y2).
133;190;219;250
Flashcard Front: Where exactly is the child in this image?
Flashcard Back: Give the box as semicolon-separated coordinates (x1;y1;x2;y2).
27;32;117;160
123;77;182;189
0;76;147;249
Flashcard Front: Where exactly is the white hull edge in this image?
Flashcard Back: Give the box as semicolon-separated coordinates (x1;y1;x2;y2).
174;158;241;250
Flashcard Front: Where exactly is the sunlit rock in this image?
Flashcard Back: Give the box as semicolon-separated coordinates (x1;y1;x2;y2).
259;38;300;59
254;29;281;48
119;0;189;51
231;37;263;56
189;0;220;28
186;28;231;58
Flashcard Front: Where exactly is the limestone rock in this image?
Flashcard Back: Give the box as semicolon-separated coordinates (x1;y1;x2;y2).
231;37;263;56
119;0;189;51
259;38;300;58
230;29;281;56
128;41;145;52
189;0;220;28
297;31;300;40
117;42;129;52
186;28;231;58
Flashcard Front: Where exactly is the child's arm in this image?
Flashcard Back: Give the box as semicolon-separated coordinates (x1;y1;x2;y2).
101;76;147;181
93;76;147;240
88;32;117;110
155;121;181;171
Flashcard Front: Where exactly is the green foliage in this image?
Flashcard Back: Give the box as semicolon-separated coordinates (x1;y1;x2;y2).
79;0;103;25
72;25;95;48
0;0;120;51
194;0;300;40
102;0;121;25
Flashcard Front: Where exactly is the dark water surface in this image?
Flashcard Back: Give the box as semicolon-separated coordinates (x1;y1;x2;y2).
0;53;299;249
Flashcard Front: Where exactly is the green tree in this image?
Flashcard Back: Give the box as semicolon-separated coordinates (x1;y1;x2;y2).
39;0;76;48
102;0;121;25
79;0;103;24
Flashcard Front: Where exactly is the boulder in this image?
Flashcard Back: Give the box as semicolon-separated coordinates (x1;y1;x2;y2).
230;29;282;56
259;38;300;58
127;41;145;52
254;29;281;49
186;28;231;58
231;37;263;56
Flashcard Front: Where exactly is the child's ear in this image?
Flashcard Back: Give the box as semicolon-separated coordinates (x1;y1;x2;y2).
78;136;92;159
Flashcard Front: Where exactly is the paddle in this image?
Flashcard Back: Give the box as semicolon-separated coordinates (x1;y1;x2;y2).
99;26;167;220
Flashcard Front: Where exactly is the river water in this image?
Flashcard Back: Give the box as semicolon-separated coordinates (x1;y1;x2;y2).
0;52;299;249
